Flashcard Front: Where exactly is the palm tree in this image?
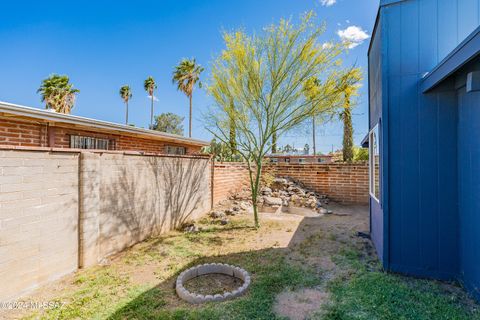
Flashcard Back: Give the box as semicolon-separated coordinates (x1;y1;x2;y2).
338;68;362;162
303;77;322;155
144;76;157;129
119;85;132;125
172;58;204;138
37;74;79;114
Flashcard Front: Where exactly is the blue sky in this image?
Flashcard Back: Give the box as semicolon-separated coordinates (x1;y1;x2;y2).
0;0;378;153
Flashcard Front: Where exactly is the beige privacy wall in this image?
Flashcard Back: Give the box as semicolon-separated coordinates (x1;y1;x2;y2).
80;153;211;267
0;150;79;301
0;150;211;300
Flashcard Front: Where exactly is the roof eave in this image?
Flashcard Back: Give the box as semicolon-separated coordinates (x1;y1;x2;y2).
0;101;210;147
422;26;480;93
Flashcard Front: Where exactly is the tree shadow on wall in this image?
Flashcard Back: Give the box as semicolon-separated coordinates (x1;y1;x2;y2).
100;156;210;256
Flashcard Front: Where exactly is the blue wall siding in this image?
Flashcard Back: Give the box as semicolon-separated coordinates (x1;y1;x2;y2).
457;85;480;300
368;15;384;261
378;0;480;278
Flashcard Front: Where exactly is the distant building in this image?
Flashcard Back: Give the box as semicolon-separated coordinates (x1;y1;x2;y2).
0;101;208;155
266;154;333;164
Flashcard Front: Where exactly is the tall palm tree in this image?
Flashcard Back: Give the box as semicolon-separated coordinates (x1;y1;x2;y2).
303;77;322;155
172;58;204;138
144;76;157;129
119;85;132;125
339;68;362;162
37;74;79;114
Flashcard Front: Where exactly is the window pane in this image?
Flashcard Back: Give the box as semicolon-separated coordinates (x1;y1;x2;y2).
369;124;380;202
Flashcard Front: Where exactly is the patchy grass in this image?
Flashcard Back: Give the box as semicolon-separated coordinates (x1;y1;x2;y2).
319;248;480;320
14;207;480;320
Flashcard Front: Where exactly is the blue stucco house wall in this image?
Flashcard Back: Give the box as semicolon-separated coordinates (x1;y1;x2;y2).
369;0;480;301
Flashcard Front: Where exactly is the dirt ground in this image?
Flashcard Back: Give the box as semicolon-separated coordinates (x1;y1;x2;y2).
3;203;370;320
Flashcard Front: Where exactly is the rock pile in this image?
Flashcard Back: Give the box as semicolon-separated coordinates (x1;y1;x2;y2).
257;178;331;213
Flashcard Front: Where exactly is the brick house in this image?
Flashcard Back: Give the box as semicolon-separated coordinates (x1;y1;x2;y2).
0;101;209;154
266;154;333;164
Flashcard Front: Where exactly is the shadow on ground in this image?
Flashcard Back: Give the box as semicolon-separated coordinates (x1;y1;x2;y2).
105;204;373;320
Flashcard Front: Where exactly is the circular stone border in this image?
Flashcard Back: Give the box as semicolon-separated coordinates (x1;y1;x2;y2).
176;263;251;304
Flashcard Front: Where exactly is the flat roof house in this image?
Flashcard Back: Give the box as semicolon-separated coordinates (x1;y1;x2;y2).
0;101;209;154
369;0;480;301
266;154;333;164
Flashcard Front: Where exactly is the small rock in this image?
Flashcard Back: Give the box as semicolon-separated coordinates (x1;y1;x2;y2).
220;218;229;225
239;202;250;210
210;211;225;219
261;187;272;195
263;196;283;206
319;208;328;214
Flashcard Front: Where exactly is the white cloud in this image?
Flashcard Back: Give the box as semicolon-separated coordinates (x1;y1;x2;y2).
337;25;370;49
320;0;337;6
147;95;159;102
322;42;334;49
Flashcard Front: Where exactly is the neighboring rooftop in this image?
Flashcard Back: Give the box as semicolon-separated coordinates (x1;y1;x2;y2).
0;101;209;147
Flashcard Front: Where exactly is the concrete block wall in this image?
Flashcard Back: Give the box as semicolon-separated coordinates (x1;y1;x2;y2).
0;150;79;300
82;153;211;266
0;149;211;300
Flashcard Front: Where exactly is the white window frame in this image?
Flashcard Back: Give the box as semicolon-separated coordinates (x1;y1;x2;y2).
369;124;380;203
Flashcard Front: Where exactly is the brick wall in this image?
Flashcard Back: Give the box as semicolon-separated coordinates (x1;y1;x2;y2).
212;162;369;205
270;163;369;204
212;162;251;204
0;118;47;147
0;116;202;155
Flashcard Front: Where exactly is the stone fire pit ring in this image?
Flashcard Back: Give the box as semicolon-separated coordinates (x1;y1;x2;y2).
176;263;251;304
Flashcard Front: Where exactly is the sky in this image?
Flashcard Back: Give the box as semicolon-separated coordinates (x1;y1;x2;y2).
0;0;379;154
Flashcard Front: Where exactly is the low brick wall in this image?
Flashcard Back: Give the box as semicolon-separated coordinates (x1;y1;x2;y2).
212;162;250;204
212;162;369;205
270;163;369;204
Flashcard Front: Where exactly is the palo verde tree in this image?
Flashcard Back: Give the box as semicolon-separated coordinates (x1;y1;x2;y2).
119;85;132;125
172;58;204;138
144;76;157;129
206;12;356;227
37;74;80;114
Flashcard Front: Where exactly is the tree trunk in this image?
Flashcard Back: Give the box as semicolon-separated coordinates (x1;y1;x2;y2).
150;94;154;129
342;92;354;162
272;133;277;154
229;98;236;153
125;101;129;125
248;160;262;228
312;116;316;155
189;95;192;138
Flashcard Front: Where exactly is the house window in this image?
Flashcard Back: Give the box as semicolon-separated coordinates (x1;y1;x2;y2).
166;145;186;155
285;158;290;163
70;135;112;150
298;158;306;164
317;158;325;163
270;158;279;163
369;123;380;203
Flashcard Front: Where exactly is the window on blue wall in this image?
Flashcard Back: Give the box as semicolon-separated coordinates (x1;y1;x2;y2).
369;124;380;203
